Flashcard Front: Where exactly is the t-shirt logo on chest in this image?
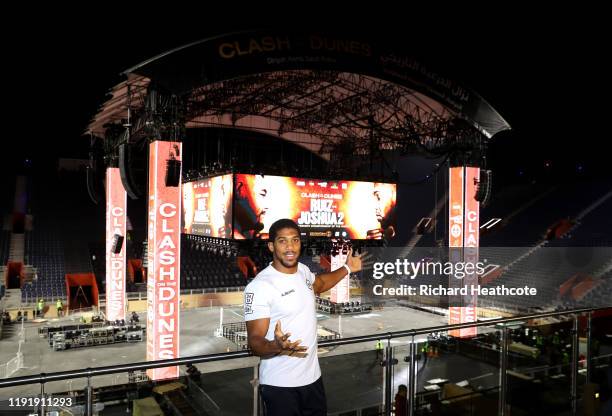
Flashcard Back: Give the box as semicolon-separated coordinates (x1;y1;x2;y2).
244;292;254;314
281;289;295;297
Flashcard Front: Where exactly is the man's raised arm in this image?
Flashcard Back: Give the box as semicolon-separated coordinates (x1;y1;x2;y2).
312;248;363;295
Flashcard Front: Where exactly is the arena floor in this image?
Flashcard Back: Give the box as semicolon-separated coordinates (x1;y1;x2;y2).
0;305;448;399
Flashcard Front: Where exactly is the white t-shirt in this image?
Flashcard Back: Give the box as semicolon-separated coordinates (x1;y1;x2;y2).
244;262;320;387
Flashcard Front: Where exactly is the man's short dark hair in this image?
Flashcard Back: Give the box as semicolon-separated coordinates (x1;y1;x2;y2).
269;218;300;241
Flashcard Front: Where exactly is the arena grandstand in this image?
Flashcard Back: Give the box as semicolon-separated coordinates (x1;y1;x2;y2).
0;29;611;416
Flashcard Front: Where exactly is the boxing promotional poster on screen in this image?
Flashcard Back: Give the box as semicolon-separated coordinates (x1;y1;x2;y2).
233;174;396;240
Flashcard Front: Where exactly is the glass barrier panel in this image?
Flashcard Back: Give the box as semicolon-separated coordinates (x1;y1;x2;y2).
589;310;612;414
320;341;384;416
395;323;501;416
505;315;575;415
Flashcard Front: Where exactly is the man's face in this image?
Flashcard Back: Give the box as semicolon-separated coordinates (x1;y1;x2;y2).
268;227;301;269
218;182;227;215
253;175;270;220
373;183;395;224
373;189;383;223
183;183;195;229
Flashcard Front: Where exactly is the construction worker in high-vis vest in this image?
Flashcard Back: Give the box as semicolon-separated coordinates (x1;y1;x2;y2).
376;339;384;360
56;299;63;317
421;341;429;364
37;298;44;317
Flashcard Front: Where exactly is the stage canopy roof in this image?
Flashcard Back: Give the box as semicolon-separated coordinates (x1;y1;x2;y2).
87;30;510;158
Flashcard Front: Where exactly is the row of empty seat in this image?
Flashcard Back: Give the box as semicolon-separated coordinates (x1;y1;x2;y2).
22;227;67;301
0;230;10;266
481;184;612;311
181;236;246;289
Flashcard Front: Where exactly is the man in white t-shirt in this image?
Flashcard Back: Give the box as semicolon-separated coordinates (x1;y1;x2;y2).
244;218;363;415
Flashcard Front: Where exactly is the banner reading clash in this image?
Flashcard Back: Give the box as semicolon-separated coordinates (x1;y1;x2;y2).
462;167;480;336
448;166;480;337
146;141;182;381
105;168;127;321
233;174;396;240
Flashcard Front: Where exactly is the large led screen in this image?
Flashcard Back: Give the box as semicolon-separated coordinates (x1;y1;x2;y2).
233;174;396;240
182;174;233;238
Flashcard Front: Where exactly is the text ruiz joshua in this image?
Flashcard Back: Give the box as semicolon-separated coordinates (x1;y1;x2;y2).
298;199;345;226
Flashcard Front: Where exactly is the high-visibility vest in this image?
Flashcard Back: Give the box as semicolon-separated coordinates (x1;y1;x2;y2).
37;300;44;311
56;300;62;309
562;352;570;366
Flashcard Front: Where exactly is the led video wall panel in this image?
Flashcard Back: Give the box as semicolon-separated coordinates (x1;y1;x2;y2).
182;174;233;237
233;174;396;240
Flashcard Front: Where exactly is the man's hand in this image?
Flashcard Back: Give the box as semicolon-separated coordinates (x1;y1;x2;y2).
313;247;367;294
345;247;364;273
274;321;308;355
246;319;307;358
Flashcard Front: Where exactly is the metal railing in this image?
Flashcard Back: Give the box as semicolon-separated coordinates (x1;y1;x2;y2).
67;305;99;316
97;286;246;302
0;306;608;416
20;294;68;307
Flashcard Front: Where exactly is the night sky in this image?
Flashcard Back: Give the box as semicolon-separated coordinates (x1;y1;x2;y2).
6;17;606;184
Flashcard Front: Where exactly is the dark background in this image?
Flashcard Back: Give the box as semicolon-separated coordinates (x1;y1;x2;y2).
4;14;607;186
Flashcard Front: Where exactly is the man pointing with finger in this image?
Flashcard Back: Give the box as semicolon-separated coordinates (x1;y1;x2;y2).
244;218;363;415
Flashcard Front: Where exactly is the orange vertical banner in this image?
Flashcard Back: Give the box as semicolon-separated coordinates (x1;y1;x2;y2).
146;141;182;381
448;167;464;249
448;167;480;337
106;167;127;321
448;167;464;334
461;167;480;337
463;168;480;249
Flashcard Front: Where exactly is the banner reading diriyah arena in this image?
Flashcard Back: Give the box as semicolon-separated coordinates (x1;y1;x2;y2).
448;167;464;249
146;141;182;381
105;167;126;321
448;167;464;336
233;174;396;240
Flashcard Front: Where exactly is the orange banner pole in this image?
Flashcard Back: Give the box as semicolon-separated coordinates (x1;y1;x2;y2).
105;167;127;321
146;141;182;380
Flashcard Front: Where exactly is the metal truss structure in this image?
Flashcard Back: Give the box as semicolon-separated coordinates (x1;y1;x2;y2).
93;70;487;166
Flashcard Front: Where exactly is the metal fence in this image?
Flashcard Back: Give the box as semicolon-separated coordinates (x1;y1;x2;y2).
0;306;609;416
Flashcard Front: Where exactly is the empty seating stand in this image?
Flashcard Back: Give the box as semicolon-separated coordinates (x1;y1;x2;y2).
0;231;10;266
180;236;246;290
22;227;66;302
481;184;612;312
